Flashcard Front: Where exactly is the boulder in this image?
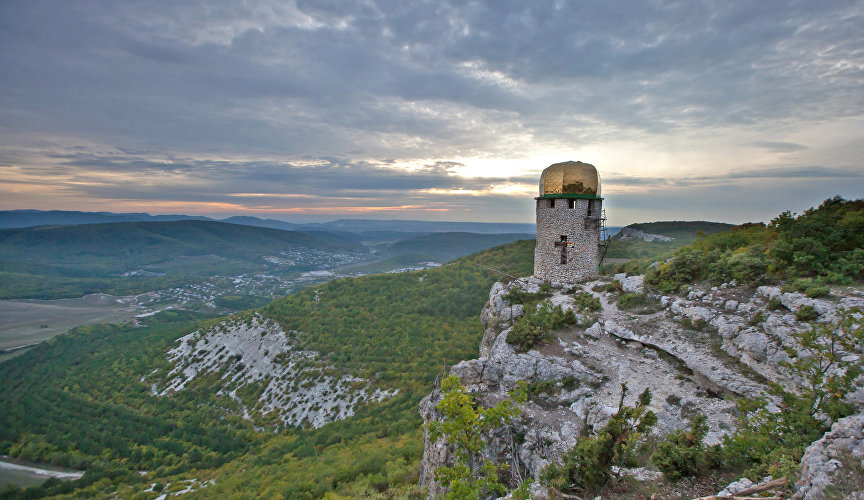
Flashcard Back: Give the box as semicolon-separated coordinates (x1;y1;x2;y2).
622;275;645;293
584;322;604;339
734;328;770;362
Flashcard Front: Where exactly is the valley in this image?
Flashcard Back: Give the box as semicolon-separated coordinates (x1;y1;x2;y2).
0;219;532;362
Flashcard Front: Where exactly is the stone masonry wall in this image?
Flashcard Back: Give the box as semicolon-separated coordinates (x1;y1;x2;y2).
534;197;600;283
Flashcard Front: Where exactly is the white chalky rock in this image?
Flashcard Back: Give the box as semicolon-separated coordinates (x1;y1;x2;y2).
795;414;864;499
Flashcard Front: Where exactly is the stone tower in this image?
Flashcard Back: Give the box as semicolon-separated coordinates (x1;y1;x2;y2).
534;161;603;283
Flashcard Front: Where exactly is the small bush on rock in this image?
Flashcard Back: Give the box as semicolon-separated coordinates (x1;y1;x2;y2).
506;300;578;353
617;293;660;314
502;284;551;306
571;291;601;312
782;278;832;298
795;305;819;322
749;311;766;326
651;413;718;481
593;281;623;293
766;297;787;311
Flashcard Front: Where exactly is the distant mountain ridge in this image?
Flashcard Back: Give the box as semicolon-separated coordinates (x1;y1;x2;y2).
0;210;536;234
0;209;213;228
619;221;735;240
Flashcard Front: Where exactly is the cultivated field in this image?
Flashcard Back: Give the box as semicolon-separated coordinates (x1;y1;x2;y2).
0;294;136;351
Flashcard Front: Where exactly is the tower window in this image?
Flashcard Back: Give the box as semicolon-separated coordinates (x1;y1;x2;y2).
587;201;593;217
550;199;555;208
568;199;575;209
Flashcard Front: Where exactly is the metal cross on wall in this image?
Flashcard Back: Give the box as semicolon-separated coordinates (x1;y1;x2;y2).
554;235;568;264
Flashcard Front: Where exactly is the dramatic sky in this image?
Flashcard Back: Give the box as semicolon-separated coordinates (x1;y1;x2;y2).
1;0;862;225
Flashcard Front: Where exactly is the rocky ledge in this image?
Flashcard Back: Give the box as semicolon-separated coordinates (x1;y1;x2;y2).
419;275;864;498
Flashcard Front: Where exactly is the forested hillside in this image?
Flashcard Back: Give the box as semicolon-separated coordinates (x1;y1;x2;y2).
0;220;364;299
0;240;534;499
644;196;864;291
382;232;533;260
0;221;360;272
604;221;734;260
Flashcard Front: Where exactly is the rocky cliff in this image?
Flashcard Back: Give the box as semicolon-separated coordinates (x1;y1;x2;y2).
615;227;675;242
419;275;864;498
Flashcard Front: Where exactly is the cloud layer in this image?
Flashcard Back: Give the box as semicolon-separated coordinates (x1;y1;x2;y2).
1;0;862;224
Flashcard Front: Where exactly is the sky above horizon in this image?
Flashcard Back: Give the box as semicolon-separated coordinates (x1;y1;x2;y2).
1;1;862;226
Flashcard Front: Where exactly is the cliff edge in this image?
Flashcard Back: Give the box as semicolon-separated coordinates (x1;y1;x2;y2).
419;275;864;498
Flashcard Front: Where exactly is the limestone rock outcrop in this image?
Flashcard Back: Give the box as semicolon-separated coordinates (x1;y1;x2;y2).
795;414;864;499
419;275;864;498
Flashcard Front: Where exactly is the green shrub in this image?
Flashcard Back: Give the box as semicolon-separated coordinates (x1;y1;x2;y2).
804;285;831;298
506;300;578;353
766;297;787;311
571;291;601;312
618;292;646;309
617;293;659;314
749;311;766;326
426;376;528;499
503;284;551;306
527;377;578;396
651;414;717;481
593;281;623;293
795;305;819;322
781;278;830;298
781;279;807;294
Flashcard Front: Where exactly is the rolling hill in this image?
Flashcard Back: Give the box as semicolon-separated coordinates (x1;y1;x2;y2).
604;220;736;260
0;221;368;299
0;220;363;273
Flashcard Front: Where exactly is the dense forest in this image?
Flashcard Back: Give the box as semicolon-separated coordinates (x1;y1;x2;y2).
640;196;864;291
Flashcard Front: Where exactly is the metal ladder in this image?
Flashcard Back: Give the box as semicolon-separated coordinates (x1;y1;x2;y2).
598;209;610;266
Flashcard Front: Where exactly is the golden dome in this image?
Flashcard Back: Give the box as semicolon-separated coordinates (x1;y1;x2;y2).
538;161;601;198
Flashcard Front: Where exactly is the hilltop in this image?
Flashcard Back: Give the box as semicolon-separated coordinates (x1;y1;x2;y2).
420;196;864;499
605;221;737;261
